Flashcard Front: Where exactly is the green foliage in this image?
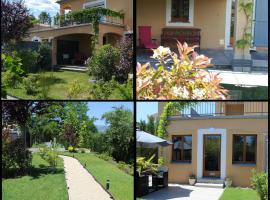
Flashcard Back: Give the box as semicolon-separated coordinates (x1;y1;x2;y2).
117;161;133;176
88;44;120;81
37;43;51;70
251;169;268;200
236;0;253;52
157;102;195;138
22;74;40;95
97;153;113;162
136;155;158;175
68;146;77;153
2;137;32;178
39;147;58;167
102;107;133;163
1;85;7;98
38;72;51;99
67;80;83;99
1;52;24;88
158;157;165;166
89;78;133;100
17;49;39;73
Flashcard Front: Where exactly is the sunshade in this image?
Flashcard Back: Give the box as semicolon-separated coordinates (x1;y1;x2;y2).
136;130;173;148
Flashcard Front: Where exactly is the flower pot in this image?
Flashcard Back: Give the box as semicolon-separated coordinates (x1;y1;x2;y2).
225;179;232;187
189;178;196;185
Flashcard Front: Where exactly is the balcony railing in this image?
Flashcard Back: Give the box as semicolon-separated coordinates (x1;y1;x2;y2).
170;102;268;118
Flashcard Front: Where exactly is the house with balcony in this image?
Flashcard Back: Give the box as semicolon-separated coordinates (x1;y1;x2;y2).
26;0;133;68
158;101;268;187
137;0;268;73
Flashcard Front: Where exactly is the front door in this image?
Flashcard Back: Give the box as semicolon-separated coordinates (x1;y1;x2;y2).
203;135;221;177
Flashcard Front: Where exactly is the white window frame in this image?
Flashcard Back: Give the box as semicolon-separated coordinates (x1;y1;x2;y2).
166;0;194;27
83;0;106;9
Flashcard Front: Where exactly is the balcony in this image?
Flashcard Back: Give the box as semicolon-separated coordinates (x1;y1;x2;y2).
169;102;268;119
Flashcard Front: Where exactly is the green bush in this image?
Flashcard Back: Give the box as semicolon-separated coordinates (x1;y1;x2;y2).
68;146;77;153
38;72;51;99
39;147;58;167
67;80;83;99
87;44;119;81
17;49;39;73
2;138;32;178
251;169;268;200
97;153;112;162
38;43;52;70
1;52;24;88
22;74;40;95
117;161;133;175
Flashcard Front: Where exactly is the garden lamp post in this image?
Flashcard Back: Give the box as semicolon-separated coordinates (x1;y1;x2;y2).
106;179;110;190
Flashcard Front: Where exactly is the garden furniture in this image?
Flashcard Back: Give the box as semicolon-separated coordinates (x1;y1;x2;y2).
138;26;158;49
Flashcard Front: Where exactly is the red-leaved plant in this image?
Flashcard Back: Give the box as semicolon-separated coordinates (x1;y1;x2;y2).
136;42;228;99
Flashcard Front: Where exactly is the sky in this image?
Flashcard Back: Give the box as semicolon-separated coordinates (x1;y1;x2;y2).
87;102;134;126
136;102;158;123
23;0;59;18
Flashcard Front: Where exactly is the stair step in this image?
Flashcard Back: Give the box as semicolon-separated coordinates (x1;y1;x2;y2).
196;178;224;184
195;183;224;188
59;67;87;72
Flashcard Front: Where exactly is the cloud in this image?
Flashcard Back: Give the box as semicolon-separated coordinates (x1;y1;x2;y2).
24;0;60;17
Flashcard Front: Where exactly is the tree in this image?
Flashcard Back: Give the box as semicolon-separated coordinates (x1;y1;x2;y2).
38;11;51;24
146;115;156;135
102;107;133;163
1;0;33;43
138;120;147;131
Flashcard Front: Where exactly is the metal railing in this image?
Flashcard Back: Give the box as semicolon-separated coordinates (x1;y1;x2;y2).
170;102;268;118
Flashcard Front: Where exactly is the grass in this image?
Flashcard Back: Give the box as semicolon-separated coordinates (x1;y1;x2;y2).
219;187;259;200
60;152;133;200
7;70;90;99
2;154;68;200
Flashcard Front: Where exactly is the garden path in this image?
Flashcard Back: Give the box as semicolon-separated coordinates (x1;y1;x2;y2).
59;155;111;200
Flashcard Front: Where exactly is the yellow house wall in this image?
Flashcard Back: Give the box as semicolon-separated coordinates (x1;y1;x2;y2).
162;118;268;187
137;0;226;48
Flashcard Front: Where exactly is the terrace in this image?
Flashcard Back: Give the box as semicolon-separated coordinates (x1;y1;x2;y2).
169;102;268;119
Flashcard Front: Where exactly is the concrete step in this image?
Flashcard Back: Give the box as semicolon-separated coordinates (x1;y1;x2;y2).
55;65;87;72
195;182;224;188
196;178;224;184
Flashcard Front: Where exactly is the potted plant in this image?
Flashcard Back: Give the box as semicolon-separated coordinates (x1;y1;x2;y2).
189;174;196;185
225;177;232;187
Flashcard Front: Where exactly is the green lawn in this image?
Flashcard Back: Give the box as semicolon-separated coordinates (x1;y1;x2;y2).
219;187;259;200
7;70;90;99
60;152;133;200
2;154;68;200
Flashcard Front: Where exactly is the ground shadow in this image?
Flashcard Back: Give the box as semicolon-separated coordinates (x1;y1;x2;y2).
28;165;64;179
141;185;193;200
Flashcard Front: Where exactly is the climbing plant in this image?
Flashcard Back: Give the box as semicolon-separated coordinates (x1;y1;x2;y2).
67;7;124;53
157;102;196;139
236;0;253;57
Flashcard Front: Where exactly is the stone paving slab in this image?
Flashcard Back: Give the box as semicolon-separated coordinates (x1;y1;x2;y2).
59;155;111;200
140;184;224;200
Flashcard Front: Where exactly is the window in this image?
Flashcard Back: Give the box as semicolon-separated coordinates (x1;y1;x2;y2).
172;135;192;162
166;0;194;26
233;135;256;164
171;0;189;22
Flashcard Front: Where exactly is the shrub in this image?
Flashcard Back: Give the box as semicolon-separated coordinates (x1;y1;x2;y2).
97;153;112;162
68;146;77;153
80;148;86;153
251;169;268;200
136;42;228;99
17;48;39;73
38;43;51;70
117;35;133;82
111;79;133;100
1;52;24;88
87;44;119;81
38;72;51;99
44;150;58;167
2;137;32;177
67;80;83;99
22;74;40;95
117;161;133;175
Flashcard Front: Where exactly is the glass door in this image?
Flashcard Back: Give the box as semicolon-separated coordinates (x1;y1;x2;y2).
203;135;221;177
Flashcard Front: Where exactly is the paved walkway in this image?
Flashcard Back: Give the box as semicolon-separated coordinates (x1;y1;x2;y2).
59;155;111;200
141;184;224;200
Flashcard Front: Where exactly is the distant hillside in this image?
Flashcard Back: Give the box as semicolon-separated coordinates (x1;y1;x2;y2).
96;125;108;133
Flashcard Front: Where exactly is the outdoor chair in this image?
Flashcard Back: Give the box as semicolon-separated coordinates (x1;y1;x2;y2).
136;171;149;197
138;26;158;49
152;167;168;190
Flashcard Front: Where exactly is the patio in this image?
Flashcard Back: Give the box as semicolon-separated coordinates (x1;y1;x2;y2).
136;48;268;72
140;183;224;200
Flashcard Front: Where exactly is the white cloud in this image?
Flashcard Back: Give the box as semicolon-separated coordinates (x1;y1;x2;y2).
24;0;60;17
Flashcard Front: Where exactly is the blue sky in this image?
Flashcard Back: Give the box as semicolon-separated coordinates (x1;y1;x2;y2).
23;0;59;18
87;102;134;126
136;102;158;122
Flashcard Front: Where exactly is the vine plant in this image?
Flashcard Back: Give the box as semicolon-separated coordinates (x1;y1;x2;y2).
236;0;253;57
66;7;124;53
157;102;196;139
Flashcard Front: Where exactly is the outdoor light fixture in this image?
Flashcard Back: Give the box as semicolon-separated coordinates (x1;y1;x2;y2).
84;163;86;168
106;179;110;190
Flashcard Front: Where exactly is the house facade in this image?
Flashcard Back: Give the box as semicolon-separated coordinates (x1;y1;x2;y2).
137;0;268;59
158;101;268;187
26;0;133;66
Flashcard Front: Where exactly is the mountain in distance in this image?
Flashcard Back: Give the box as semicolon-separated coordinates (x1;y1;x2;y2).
95;125;108;133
